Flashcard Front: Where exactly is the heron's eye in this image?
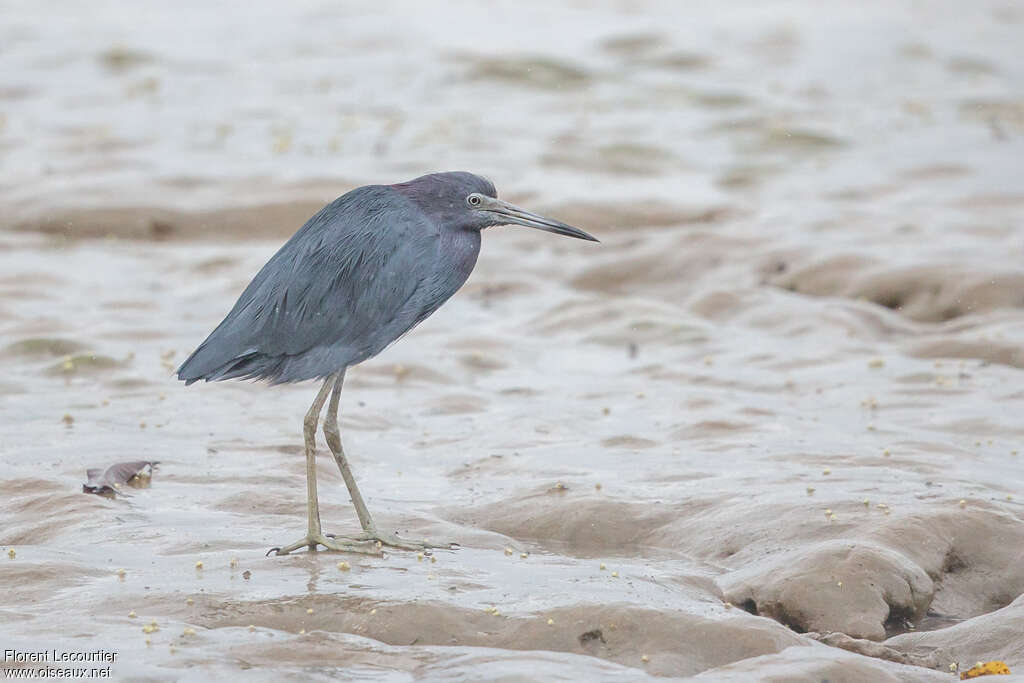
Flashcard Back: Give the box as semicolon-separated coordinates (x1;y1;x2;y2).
467;194;482;207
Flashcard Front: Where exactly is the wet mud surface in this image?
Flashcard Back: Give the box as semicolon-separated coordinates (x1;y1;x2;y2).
2;0;1023;680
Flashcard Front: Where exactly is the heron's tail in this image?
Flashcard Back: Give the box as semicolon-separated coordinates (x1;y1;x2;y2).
176;340;260;385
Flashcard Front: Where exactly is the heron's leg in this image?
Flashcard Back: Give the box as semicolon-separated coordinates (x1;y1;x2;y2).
323;370;377;532
269;373;379;557
302;375;334;540
322;371;446;552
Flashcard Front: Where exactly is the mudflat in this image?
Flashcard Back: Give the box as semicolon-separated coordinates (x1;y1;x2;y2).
1;1;1022;680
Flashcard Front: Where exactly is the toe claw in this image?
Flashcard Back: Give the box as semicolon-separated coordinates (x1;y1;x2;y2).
266;547;282;557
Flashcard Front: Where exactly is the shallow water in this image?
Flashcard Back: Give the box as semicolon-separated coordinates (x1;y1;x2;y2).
2;1;1023;680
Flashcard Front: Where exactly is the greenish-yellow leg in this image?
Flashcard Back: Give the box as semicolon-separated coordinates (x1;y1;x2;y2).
269;373;379;556
321;370;444;551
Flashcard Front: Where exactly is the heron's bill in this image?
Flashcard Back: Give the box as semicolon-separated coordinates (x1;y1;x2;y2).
483;198;599;242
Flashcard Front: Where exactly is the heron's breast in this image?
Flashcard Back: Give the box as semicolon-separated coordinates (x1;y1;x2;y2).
421;229;481;312
446;230;481;286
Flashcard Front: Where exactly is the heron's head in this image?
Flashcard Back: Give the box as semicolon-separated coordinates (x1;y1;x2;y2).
393;171;598;242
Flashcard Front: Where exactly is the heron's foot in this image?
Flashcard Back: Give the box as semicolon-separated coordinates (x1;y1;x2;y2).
344;528;458;553
267;532;382;557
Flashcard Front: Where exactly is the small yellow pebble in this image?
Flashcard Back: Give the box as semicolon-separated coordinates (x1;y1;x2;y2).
504;547;513;556
837;581;843;588
641;655;649;663
186;597;194;605
863;498;870;507
116;568;126;579
417;553;424;562
959;499;967;509
337;561;350;571
370;609;377;615
430;556;437;564
129;610;136;618
599;563;606;570
595;483;602;491
7;549;14;559
183;627;195;636
520;552;528;559
960;661;1012;678
823;468;831;475
306;608;313;614
299;629;305;635
547;618;554;625
949;663;958;672
829;513;837;522
806;487;815;495
824;509;832;517
611;571;619;578
868;358;885;368
248;625;255;632
883;449;891;457
229;558;238;568
195;561;203;570
724;602;733;609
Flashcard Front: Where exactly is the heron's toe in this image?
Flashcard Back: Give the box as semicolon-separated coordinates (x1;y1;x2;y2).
267;533;381;556
355;529;458;552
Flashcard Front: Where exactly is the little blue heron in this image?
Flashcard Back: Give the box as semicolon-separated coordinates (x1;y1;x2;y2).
177;172;598;555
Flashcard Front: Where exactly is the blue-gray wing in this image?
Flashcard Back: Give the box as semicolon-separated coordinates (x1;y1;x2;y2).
177;185;438;384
